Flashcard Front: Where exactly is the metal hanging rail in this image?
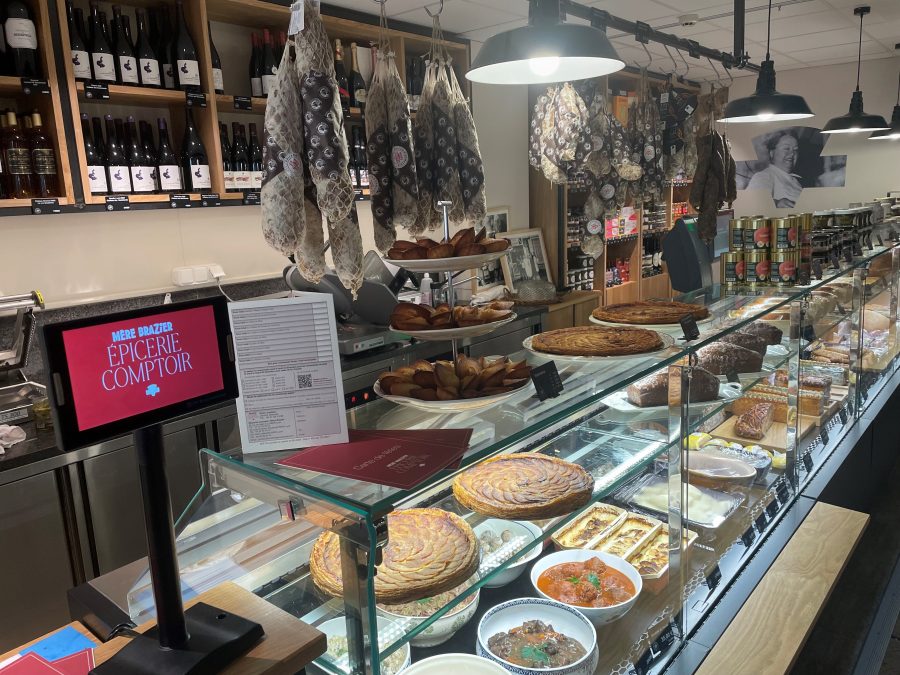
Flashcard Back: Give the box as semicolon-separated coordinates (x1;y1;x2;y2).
557;0;760;73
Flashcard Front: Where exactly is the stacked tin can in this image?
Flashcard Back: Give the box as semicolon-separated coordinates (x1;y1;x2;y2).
723;214;799;287
771;215;799;286
722;217;747;285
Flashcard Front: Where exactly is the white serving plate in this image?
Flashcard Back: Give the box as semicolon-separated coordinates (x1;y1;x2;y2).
523;331;676;364
404;654;508;675
384;250;508;273
589;314;717;336
600;382;742;416
391;313;517;341
373;380;532;413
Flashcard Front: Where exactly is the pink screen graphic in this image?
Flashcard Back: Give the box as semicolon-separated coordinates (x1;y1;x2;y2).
62;305;224;431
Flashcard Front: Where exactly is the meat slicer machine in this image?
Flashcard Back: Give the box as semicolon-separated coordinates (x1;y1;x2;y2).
0;291;47;425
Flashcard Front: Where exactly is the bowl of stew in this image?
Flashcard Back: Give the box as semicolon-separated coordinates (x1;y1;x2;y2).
529;549;642;625
476;598;598;675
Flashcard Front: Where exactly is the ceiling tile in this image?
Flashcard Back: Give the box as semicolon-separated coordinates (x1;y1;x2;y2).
392;0;520;32
785;39;889;65
466;0;530;18
743;10;851;41
457;18;525;41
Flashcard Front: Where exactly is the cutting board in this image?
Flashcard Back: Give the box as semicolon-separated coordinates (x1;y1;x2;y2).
711;415;817;453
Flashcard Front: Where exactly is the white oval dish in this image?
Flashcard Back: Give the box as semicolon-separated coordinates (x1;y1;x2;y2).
529;549;643;625
384;250;509;273
390;313;517;341
373;380;532;413
476;597;599;675
377;586;480;647
403;654;509;675
589;314;716;335
474;519;545;588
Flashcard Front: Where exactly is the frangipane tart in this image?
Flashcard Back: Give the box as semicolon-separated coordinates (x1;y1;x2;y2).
592;300;710;325
309;508;479;604
531;326;664;357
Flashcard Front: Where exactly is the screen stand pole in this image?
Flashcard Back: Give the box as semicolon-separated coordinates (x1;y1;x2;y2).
91;423;264;675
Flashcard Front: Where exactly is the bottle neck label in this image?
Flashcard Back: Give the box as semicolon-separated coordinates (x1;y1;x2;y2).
118;55;139;83
72;50;91;78
92;53;115;80
139;58;160;85
87;165;108;193
129;165;154;191
176;59;200;86
163;63;175;88
108;165;131;192
212;68;223;92
159;164;182;190
189;164;211;189
251;77;262;97
32;148;56;175
6;19;37;50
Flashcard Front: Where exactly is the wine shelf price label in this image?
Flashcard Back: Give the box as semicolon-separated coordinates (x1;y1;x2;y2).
170;194;192;208
242;191;260;206
31;198;60;214
104;195;130;211
233;95;252;111
185;91;207;108
531;361;563;401
84;82;110;100
200;193;221;207
21;78;49;95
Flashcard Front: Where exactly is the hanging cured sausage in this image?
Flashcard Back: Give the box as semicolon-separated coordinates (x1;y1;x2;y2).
365;58;396;253
412;62;437;231
449;67;485;226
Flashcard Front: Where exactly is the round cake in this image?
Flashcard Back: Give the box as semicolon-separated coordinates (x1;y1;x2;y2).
309;508;479;604
592;300;710;325
453;453;593;519
531;325;664;357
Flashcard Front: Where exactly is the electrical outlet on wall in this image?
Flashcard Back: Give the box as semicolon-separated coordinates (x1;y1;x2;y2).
171;264;226;287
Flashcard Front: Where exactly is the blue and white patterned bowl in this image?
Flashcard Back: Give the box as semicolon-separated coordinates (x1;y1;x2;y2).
475;598;599;675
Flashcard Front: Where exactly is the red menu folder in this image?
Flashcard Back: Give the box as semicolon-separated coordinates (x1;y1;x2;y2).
276;429;473;489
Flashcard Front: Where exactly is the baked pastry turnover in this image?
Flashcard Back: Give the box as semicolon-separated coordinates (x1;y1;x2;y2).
592;300;710;325
309;508;479;603
453;453;593;519
531;326;664;357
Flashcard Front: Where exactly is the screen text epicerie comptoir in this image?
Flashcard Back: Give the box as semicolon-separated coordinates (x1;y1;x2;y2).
104;321;193;390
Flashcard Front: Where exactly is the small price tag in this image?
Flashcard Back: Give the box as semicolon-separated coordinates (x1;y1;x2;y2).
741;526;757;547
831;252;841;270
812;259;823;280
705;564;722;590
766;500;779;520
185;91;207;108
531;361;564;401
200;192;221;207
634;650;653;675
680;314;700;341
31;198;60;214
755;512;768;533
844;248;854;264
623;663;640;675
726;370;740;384
233;95;253;111
288;0;304;34
21;77;50;95
839;407;849;424
868;237;875;251
243;191;261;205
84;81;110;99
877;234;885;247
169;193;192;208
777;482;790;505
836;302;847;314
652;622;678;653
105;195;130;211
803;453;814;472
821;425;830;446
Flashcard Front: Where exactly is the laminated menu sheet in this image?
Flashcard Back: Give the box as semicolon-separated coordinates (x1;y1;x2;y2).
229;295;348;454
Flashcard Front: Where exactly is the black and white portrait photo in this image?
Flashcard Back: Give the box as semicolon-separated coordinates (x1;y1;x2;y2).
736;126;847;209
476;208;509;288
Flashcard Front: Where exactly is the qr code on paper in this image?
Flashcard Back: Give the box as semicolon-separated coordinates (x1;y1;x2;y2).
297;374;313;389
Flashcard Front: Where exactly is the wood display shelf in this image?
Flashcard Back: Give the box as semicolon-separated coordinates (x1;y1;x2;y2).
76;82;192;107
216;94;267;115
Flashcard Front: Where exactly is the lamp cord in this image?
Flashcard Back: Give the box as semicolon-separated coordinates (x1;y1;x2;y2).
766;0;772;60
855;11;863;91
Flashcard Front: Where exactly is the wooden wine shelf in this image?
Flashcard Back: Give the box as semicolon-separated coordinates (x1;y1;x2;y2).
76;82;198;107
0;197;70;208
83;192;248;205
215;94;267;115
0;76;24;97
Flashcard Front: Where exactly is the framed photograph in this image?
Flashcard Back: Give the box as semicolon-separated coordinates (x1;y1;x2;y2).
472;206;510;293
501;228;552;292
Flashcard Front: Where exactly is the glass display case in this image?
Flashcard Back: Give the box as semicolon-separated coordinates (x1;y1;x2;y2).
128;244;900;675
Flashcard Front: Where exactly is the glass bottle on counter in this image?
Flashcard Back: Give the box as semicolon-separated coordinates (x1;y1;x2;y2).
220;122;233;191
249;33;261;97
139;120;159;191
88;2;115;83
30;112;57;197
134;10;160;88
3;111;33;198
104;114;131;193
111;6;138;85
260;29;276;97
248;123;262;191
230;121;249;192
208;21;223;95
180;107;210;191
172;0;199;91
125;116;153;193
67;1;91;82
333;39;349;111
156;117;182;192
5;1;38;77
82;113;107;195
349;42;366;110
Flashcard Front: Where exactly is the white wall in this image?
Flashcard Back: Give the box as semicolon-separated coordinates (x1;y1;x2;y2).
0;80;530;309
728;56;900;218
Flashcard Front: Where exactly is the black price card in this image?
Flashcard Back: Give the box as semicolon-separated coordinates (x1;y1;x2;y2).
84;81;109;99
104;195;130;211
877;234;885;247
812;259;824;280
802;453;814;472
233;95;253;111
755;512;768;533
652;622;679;653
839;407;849;424
242;191;261;206
31;198;60;214
200;192;221;207
21;78;49;95
844;248;854;264
726;370;741;384
868;237;875;251
777;481;790;505
170;193;192;208
766;500;779;520
624;663;640;675
634;649;653;675
531;361;564;401
821;425;830;446
741;526;757;547
831;252;842;270
705;564;722;590
680;314;700;341
185;91;207;108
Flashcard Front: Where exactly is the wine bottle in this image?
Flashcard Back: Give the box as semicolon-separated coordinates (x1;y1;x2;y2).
82;113;107;195
260;29;276;97
349;43;366;110
67;1;91;81
3;111;32;197
88;2;115;82
333;39;349;110
139;120;159;190
172;0;200;91
134;10;160;87
248;123;262;191
0;4;8;78
122;14;134;49
5;1;39;77
220;122;233;191
125;116;153;192
105;115;131;193
30;112;57;197
91;116;106;159
249;33;262;97
181;107;210;190
208;22;223;95
353;126;368;189
230;122;249;192
275;31;286;65
112;6;138;85
158;7;175;89
156;118;182;192
99;10;110;45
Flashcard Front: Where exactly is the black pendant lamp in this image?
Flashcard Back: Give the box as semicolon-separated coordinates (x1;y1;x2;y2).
821;6;889;134
719;0;813;123
466;0;625;85
869;47;900;140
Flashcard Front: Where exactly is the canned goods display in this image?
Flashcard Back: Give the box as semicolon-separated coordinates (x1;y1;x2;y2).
771;251;798;285
721;251;745;284
745;251;771;284
729;218;746;251
773;217;798;250
745;218;771;251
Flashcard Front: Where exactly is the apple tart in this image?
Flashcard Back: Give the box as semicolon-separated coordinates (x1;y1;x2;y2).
309;508;479;604
453;453;593;519
531;326;664;357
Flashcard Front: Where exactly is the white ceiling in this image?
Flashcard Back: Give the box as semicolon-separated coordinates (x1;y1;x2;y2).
329;0;899;80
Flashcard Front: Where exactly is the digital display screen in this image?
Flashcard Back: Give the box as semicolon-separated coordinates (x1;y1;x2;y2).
60;305;225;431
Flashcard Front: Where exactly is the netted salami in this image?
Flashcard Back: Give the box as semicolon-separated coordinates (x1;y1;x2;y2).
364;57;395;253
448;67;485;226
382;53;419;234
